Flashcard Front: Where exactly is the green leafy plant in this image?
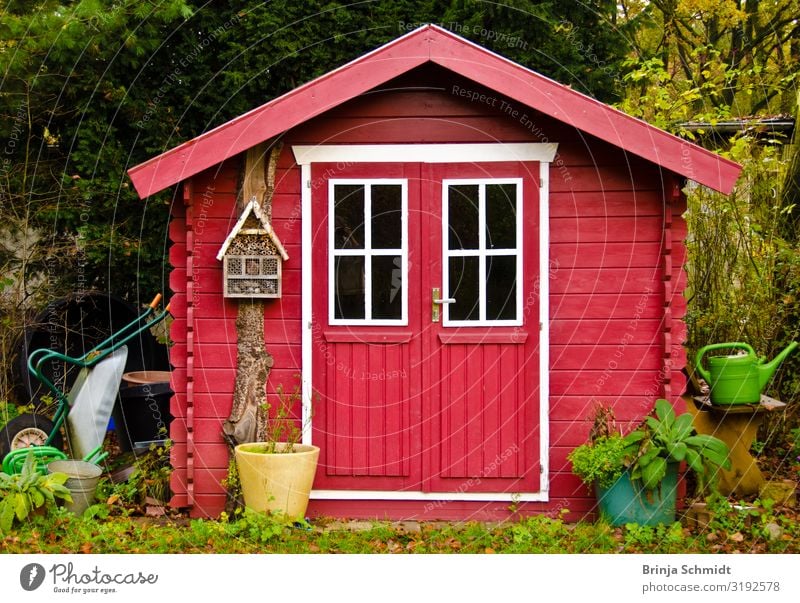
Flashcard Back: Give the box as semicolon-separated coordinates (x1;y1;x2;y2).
134;440;173;503
569;403;630;488
570;400;732;495
257;381;314;454
0;401;33;432
0;452;72;532
623;399;732;493
93;441;173;511
568;433;629;489
192;508;293;544
221;457;243;513
623;521;686;552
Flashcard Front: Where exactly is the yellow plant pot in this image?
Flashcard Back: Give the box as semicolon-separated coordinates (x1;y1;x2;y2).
234;443;320;519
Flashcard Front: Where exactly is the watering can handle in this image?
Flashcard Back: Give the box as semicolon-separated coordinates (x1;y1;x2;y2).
695;342;756;383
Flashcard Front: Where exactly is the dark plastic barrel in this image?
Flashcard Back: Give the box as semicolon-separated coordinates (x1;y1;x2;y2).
114;381;173;451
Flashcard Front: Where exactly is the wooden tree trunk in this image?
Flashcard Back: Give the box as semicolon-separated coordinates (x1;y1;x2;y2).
222;300;272;445
222;141;282;447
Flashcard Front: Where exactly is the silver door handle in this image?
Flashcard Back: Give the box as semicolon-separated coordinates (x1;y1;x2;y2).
432;287;455;323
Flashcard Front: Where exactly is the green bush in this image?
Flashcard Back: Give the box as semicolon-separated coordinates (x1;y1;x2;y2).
0;452;72;533
624;399;731;492
568;434;628;489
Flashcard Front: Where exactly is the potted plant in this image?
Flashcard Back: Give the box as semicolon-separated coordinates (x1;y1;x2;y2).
569;399;731;526
233;383;319;520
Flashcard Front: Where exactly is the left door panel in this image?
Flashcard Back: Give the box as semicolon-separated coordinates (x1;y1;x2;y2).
311;163;423;492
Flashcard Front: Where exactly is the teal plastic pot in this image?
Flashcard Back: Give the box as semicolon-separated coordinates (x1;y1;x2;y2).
595;464;678;526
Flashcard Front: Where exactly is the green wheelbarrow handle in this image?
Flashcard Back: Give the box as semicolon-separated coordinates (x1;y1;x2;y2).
82;445;108;465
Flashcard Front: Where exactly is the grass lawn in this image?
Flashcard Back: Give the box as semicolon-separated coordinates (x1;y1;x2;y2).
3;496;799;554
3;441;799;554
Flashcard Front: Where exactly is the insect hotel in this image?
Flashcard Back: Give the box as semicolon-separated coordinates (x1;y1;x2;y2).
217;198;288;299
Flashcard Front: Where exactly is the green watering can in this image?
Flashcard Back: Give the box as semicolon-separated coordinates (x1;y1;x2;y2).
695;341;798;405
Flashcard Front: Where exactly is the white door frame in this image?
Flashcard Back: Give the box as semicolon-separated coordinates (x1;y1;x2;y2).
294;143;553;503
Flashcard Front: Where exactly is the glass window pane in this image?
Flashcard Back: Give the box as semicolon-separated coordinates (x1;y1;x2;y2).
371;185;402;249
334;256;365;319
449;256;479;321
334;184;364;249
371;255;402;320
486;255;517;320
486;183;517;249
448;185;479;250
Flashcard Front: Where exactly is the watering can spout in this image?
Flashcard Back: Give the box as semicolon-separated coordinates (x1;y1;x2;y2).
757;341;798;390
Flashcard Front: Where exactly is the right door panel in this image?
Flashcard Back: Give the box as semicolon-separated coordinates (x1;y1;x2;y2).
424;162;541;495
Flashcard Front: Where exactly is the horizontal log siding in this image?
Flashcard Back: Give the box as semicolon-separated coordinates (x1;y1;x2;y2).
549;164;666;506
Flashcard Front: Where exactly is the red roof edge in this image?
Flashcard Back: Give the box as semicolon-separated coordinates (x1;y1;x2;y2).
128;24;741;198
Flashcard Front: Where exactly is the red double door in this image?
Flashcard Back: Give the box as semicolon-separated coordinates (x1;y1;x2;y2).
311;161;541;495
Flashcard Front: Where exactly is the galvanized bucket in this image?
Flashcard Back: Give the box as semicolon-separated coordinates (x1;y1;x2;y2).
48;460;103;516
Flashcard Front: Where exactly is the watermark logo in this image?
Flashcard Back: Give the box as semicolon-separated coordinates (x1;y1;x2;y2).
18;562;158;595
20;563;46;592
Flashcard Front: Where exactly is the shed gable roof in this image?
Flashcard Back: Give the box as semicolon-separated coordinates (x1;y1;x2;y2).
128;25;741;197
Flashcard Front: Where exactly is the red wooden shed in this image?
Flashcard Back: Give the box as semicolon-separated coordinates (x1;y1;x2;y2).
128;25;741;520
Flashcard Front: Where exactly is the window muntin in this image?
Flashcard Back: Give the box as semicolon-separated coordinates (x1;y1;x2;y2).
443;179;522;326
329;180;407;325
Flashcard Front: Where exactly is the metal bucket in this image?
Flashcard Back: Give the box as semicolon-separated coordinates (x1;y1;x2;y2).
48;460;103;516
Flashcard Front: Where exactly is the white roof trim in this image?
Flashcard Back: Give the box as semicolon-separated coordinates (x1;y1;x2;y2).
216;197;290;261
292;143;557;165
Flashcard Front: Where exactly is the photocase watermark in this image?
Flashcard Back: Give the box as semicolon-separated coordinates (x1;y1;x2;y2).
310;320;407;381
192;184;216;308
557;19;617;82
19;563;45;592
513;258;560;342
390;256;403;303
593;287;654;394
399;21;528;49
141;382;168;441
19;562;158;595
310;161;356;191
285;160;357;234
680;141;695;181
644;364;671;403
136;13;242;129
336;365;408;382
423;443;520;513
451;85;572;183
1;99;28;183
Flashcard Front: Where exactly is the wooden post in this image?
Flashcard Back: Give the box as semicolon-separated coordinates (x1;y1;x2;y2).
222;141;282;446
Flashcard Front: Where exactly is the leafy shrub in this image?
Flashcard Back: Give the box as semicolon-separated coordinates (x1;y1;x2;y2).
570;400;732;495
624;399;731;492
0;400;32;432
0;452;72;532
568;434;628;489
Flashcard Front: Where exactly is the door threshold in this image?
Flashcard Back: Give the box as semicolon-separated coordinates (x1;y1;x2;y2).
311;489;548;502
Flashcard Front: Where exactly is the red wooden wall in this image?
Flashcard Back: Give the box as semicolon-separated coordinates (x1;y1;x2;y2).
167;65;688;520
